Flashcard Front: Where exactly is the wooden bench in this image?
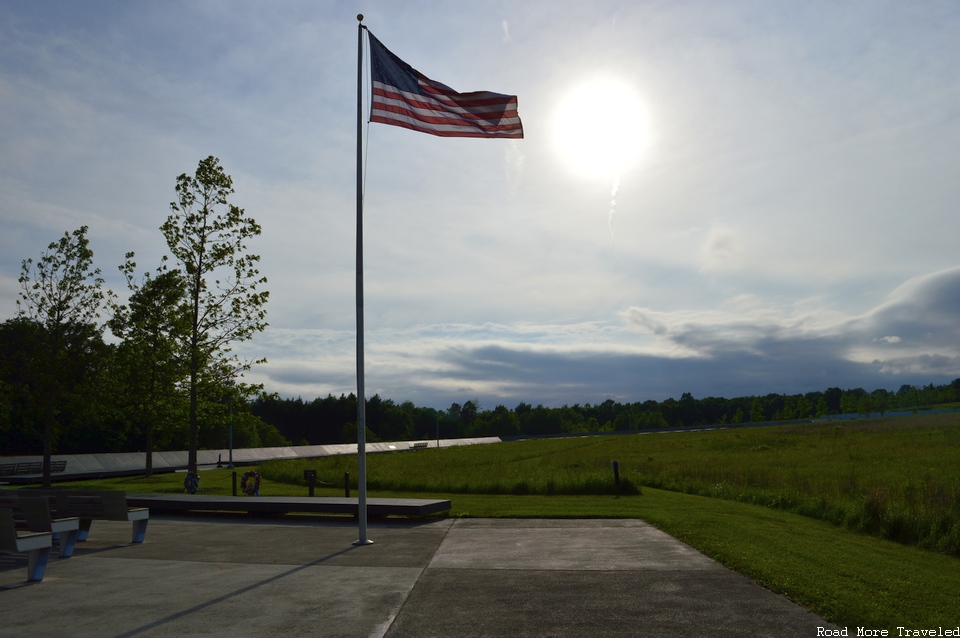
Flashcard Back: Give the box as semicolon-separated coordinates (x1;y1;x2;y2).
15;462;41;474
0;508;53;582
0;495;80;558
0;461;67;476
3;489;149;544
411;442;429;449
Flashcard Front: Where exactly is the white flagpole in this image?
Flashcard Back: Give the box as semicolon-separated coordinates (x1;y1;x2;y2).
354;14;372;546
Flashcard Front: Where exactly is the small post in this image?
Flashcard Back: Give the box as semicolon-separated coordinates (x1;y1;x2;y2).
304;470;316;497
232;471;237;497
612;461;620;497
344;472;350;498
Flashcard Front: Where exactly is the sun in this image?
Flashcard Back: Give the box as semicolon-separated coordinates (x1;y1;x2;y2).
553;79;651;179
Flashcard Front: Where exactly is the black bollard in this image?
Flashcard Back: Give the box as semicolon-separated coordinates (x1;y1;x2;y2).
612;461;620;497
344;472;350;498
232;471;237;496
304;469;317;497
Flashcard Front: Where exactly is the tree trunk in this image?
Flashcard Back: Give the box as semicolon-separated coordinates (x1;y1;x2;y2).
145;418;153;478
42;406;53;489
188;368;198;474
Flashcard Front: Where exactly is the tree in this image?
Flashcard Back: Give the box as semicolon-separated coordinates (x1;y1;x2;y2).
16;226;110;486
780;396;797;420
109;257;191;476
823;387;843;414
871;389;889;417
161;156;269;473
839;393;854;415
816;396;829;417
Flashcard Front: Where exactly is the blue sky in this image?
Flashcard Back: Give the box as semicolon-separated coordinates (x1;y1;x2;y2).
3;1;960;409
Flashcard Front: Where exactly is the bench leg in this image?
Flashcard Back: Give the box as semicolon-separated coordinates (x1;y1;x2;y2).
132;519;148;544
77;519;92;542
27;546;51;582
58;529;79;558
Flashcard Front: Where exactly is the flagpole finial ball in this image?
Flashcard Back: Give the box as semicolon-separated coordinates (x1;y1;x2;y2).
357;14;364;22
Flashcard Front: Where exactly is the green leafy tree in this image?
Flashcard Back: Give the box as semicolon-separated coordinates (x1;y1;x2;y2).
161;156;269;473
840;392;857;416
816;396;829;417
109;257;191;476
0;318;47;454
634;410;668;429
857;394;876;417
871;389;889;417
473;404;520;437
780;396;797;420
16;226;111;486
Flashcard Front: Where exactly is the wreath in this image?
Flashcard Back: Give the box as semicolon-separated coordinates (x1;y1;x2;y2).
241;471;261;496
183;471;200;494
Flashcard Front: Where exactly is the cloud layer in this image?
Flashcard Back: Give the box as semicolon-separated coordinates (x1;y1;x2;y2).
239;267;960;407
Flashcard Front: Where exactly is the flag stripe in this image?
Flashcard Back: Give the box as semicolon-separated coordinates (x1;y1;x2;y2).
377;86;520;117
367;31;523;139
372;84;521;124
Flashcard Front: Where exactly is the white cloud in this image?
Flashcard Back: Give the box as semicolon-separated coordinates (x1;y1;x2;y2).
699;224;745;273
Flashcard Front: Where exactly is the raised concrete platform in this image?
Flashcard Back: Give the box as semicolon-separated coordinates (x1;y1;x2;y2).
0;516;839;636
126;493;451;518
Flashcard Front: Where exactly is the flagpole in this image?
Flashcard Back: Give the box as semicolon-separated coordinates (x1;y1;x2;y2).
354;14;372;546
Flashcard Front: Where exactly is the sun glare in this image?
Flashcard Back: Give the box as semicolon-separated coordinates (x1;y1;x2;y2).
553;79;651;179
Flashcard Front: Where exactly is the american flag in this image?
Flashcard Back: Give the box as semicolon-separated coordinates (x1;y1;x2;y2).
367;32;523;139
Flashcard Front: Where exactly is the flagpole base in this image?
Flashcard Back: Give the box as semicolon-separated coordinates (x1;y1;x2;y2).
353;539;374;546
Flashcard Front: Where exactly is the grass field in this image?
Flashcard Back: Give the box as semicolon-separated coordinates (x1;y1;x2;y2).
48;412;960;630
258;413;960;555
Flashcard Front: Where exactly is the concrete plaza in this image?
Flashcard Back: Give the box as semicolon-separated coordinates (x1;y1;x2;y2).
0;515;837;637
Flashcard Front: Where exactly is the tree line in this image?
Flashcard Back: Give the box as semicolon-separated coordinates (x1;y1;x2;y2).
251;380;960;445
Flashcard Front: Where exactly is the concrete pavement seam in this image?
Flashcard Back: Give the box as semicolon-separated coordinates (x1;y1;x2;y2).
369;517;458;638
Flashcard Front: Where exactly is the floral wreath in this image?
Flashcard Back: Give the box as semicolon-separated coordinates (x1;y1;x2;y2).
183;471;200;494
241;471;261;496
